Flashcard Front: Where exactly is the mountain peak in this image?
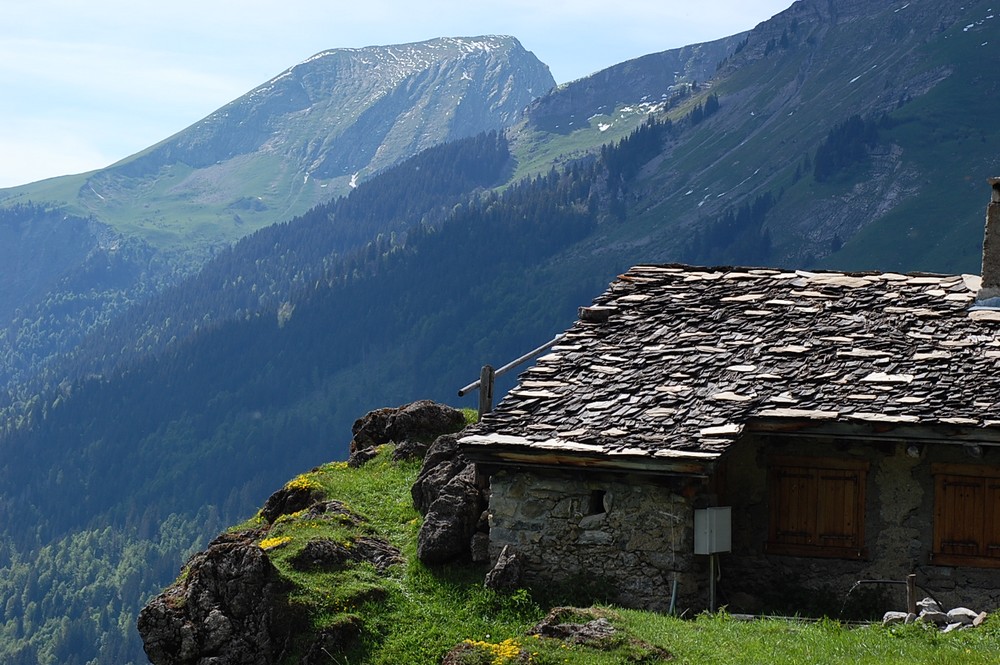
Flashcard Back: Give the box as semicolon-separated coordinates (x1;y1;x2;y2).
8;35;555;259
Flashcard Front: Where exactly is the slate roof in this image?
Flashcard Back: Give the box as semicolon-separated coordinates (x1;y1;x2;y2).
460;265;1000;473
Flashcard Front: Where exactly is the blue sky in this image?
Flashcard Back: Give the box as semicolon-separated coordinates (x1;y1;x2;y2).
0;0;793;188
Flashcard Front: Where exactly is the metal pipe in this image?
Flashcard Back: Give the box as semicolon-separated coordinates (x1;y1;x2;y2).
458;334;564;396
669;576;679;616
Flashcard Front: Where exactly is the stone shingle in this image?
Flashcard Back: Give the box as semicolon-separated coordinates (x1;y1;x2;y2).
462;265;1000;467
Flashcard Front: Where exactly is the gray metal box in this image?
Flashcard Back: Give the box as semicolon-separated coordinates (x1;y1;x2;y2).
694;507;732;555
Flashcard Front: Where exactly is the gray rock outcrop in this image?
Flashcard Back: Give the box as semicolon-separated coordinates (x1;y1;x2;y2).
412;434;489;564
484;545;523;592
138;529;295;665
350;400;466;459
138;501;400;664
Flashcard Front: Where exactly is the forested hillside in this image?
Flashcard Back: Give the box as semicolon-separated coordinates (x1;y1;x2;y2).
0;205;166;401
0;117;667;662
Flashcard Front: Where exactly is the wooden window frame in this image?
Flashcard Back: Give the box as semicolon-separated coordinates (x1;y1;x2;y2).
931;463;1000;569
766;455;869;560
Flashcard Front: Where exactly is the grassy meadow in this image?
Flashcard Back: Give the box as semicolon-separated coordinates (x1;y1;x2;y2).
215;446;1000;665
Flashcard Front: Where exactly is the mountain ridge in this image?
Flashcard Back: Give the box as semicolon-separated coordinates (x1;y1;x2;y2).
1;35;554;257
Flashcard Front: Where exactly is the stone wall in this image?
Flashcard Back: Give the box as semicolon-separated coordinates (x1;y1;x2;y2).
721;435;1000;616
487;469;707;612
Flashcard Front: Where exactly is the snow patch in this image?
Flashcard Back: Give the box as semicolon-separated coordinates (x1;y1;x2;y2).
349;172;360;189
598;123;612;132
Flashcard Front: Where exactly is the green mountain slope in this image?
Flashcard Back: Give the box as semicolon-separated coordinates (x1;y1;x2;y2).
509;0;999;274
0;36;553;259
0;36;553;406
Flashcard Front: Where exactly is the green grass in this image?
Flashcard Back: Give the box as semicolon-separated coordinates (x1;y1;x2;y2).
214;446;1000;665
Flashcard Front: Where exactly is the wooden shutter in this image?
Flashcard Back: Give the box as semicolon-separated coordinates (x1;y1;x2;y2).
767;456;867;559
987;480;1000;559
935;475;984;557
816;469;862;549
770;465;817;545
932;464;1000;568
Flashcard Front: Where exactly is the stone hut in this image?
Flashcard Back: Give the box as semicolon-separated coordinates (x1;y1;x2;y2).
459;181;1000;615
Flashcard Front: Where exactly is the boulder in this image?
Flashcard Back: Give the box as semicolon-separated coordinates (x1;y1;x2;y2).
347;446;381;468
300;618;363;665
416;465;483;564
411;434;467;514
391;438;430;462
533;616;616;644
918;610;950;626
527;607;671;659
138;529;298;665
470;532;490;563
387;400;466;443
350;400;465;454
306;499;366;525
947;607;979;625
882;611;909;626
350;407;395;453
529;608;615;644
916;597;943;614
484;545;523;592
260;484;324;524
291;537;403;573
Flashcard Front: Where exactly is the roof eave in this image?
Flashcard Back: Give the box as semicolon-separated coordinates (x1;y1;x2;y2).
459;433;719;476
749;416;1000;445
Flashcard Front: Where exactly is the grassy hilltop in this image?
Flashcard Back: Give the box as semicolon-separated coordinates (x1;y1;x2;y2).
151;445;1000;665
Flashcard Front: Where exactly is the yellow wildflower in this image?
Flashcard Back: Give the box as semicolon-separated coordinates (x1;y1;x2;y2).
259;536;292;550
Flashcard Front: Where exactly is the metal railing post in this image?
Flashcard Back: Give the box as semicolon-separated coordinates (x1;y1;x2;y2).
458;334;564;419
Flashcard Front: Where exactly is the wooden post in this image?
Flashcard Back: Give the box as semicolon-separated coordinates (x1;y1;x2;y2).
906;573;917;616
478;365;495;418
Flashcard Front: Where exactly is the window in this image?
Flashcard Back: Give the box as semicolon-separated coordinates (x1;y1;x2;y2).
587;489;607;515
766;456;868;559
932;463;1000;568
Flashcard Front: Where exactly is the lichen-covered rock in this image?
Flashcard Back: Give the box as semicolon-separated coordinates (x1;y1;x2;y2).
351;400;465;454
411;434;467;514
386;400;466;443
416;465;483;564
291;536;403;572
484;545;523;592
260;484;325;524
137;529;297;665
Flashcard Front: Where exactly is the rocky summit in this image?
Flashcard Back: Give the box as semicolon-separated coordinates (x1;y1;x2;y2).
3;35;555;256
